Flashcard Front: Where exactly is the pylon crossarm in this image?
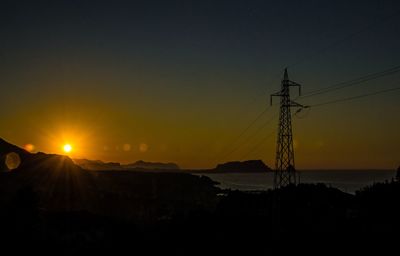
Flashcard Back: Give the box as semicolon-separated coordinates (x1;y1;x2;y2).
270;93;283;106
289;100;308;108
288;80;301;96
288;80;301;87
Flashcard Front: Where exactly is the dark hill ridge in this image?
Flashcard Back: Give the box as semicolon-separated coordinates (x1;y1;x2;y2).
0;138;95;211
1;138;400;247
124;160;180;170
0;138;30;156
0;138;220;216
214;160;271;173
0;138;31;171
73;158;121;170
73;158;180;171
0;138;81;173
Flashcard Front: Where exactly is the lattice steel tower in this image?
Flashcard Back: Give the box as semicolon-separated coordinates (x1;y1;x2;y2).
270;69;306;188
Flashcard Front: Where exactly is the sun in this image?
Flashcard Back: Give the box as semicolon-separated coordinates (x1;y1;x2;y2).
63;144;72;153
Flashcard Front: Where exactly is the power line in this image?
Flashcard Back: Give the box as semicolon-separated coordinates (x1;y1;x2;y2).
225;114;277;161
241;80;400;162
215;105;271;161
242;113;277;147
239;9;400;120
300;65;400;99
310;86;400;107
241;129;275;161
217;73;400;163
241;8;400;113
214;10;400;165
240;101;309;161
217;116;275;160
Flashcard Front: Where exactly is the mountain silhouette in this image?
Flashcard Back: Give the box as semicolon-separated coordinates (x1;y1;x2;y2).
214;160;272;173
0;138;30;156
73;158;121;170
124;160;180;170
0;138;31;170
0;138;94;211
0;138;219;216
73;158;180;171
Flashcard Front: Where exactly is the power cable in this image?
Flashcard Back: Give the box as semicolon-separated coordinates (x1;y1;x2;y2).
310;86;400;107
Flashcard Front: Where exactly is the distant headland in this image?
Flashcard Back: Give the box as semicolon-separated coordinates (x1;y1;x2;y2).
73;158;180;171
187;160;272;173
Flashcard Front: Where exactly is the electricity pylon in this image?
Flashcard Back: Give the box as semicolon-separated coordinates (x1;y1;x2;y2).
270;68;307;188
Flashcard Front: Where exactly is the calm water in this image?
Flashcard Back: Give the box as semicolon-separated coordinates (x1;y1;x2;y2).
197;170;396;194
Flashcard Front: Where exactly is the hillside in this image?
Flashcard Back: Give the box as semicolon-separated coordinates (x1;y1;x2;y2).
124;160;180;170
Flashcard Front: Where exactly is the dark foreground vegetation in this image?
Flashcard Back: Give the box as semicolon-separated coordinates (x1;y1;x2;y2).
1;172;400;252
0;139;399;253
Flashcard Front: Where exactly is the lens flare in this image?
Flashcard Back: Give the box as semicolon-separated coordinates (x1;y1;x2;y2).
139;143;148;152
5;152;21;170
24;143;35;152
123;143;131;151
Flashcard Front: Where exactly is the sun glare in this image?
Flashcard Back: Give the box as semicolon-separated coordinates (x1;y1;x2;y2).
63;144;72;153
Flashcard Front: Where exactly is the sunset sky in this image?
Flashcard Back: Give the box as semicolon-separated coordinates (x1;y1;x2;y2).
1;0;399;169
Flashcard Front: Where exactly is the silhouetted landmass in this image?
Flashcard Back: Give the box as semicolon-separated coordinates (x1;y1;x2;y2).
0;138;30;171
73;157;272;174
73;158;180;171
124;160;180;170
73;158;122;170
214;160;271;173
188;159;272;173
0;138;29;156
1;138;399;252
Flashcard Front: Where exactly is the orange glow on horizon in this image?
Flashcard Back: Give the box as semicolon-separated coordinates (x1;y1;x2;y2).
35;123;92;158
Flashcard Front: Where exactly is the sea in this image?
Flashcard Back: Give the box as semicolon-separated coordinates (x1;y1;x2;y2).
196;170;397;194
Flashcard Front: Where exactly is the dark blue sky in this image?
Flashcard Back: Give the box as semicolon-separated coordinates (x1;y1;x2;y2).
1;0;399;168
